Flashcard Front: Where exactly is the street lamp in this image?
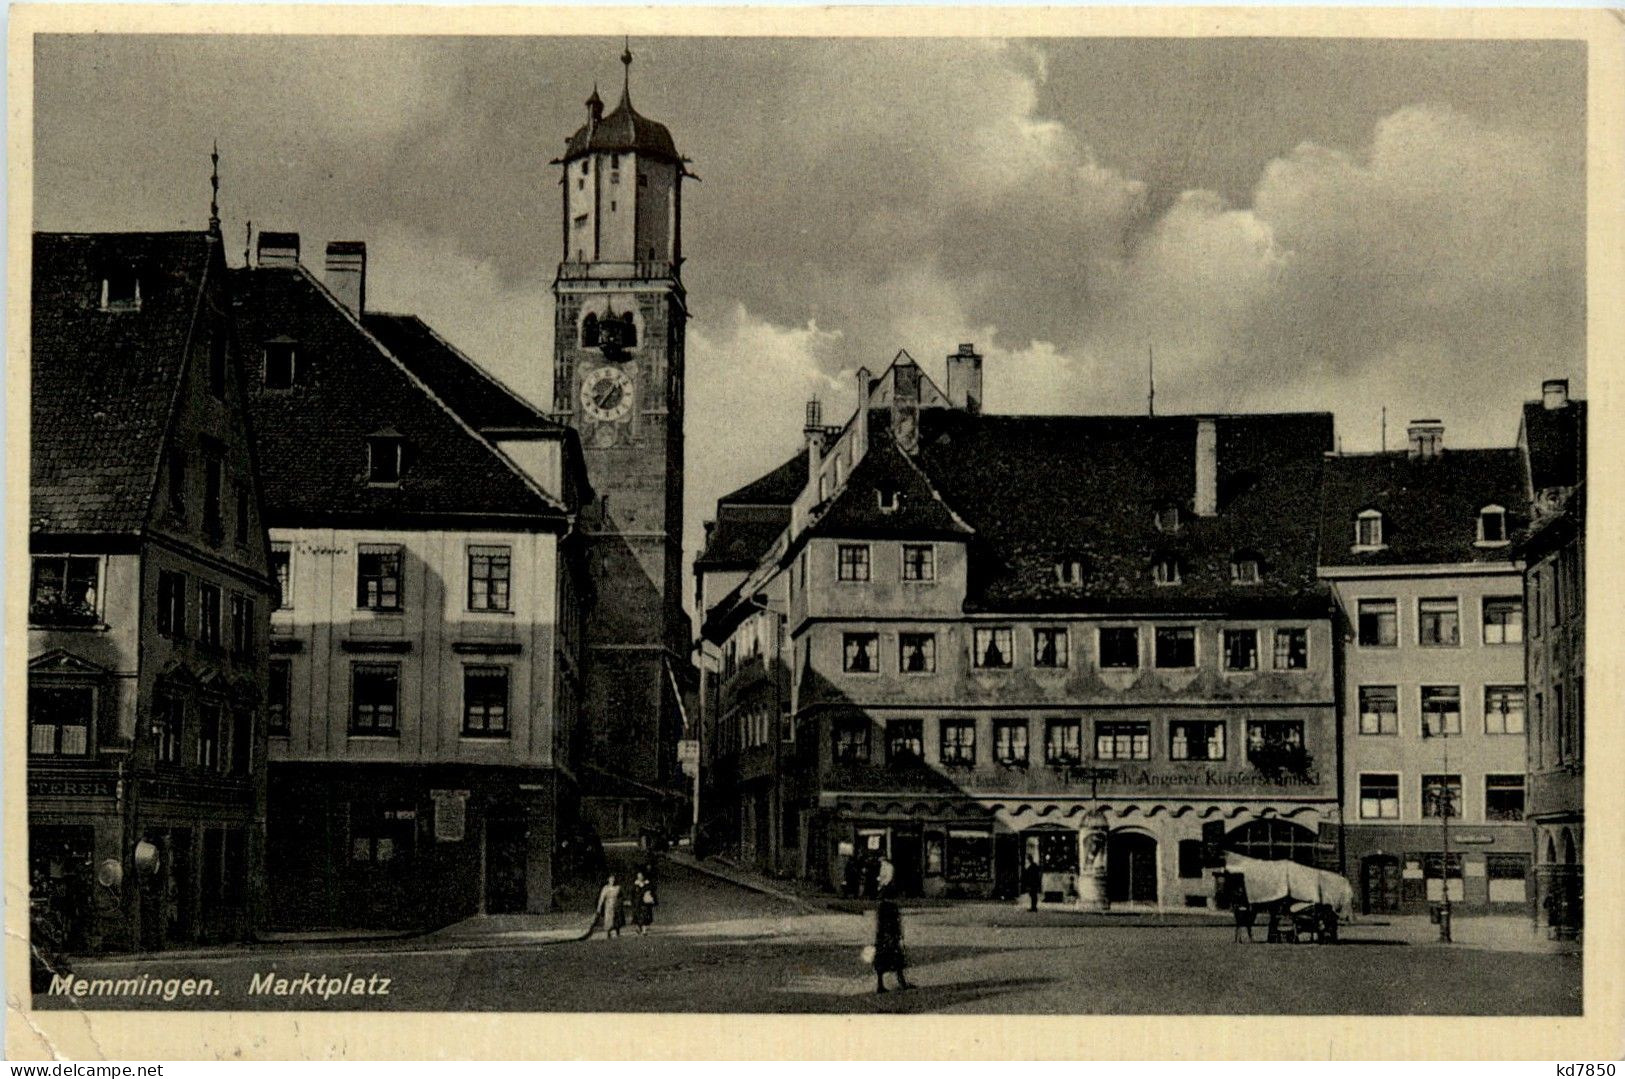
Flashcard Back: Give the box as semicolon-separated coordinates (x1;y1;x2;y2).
1424;722;1456;943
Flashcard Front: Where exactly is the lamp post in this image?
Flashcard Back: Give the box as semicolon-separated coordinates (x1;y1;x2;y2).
1425;720;1455;943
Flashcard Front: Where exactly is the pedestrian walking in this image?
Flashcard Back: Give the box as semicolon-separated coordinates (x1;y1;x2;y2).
632;870;657;935
1022;855;1042;912
876;854;896;898
871;897;910;993
596;874;626;939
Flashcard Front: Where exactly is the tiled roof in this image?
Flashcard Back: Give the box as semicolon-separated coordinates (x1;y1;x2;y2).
360;313;563;434
1521;399;1586;492
1318;448;1527;568
913;410;1336;615
563;91;681;164
718;450;808;505
696;450;808;571
804;413;972;541
31;231;215;535
230;266;566;527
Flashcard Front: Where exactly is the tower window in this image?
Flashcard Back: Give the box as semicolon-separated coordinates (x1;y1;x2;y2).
581;312;600;348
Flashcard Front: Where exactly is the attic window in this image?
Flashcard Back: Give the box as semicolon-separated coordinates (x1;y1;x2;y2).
1152;555;1183;586
264;342;298;390
367;435;404;486
876;488;899;513
102;271;140;312
1354;509;1385;550
1477;505;1509;546
1154;505;1182;533
1230;555;1261;585
1054;559;1086;586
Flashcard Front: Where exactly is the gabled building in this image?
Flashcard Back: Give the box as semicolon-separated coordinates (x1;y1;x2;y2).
231;233;592;929
1517;378;1585;937
1318;420;1531;915
701;348;1340;908
29;228;275;952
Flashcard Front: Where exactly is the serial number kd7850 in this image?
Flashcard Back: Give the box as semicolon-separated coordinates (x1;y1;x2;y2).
1555;1066;1615;1077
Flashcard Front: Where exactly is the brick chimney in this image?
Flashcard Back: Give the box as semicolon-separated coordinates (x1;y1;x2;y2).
854;366;871;457
1194;418;1218;517
946;343;983;414
1542;379;1570;410
256;231;299;267
324;241;366;315
1408;419;1444;459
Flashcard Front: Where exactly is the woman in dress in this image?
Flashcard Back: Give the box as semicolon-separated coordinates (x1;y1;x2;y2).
631;871;657;935
871;897;910;993
596;874;626;940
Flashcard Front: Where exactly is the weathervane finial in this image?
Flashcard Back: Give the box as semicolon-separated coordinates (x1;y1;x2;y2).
621;37;633;98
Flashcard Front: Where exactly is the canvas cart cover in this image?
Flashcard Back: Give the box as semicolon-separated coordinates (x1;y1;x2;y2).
1224;853;1355;917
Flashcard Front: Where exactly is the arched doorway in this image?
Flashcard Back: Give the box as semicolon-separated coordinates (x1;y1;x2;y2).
1224;818;1320;865
1107;831;1158;904
1561;828;1577;865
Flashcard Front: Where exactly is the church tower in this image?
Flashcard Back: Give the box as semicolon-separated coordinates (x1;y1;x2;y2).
552;46;691;834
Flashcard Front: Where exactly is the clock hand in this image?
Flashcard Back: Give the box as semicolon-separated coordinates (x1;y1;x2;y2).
595;383;623;410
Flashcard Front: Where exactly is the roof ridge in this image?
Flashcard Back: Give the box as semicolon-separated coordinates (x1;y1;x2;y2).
372;311;557;430
290;265;568;516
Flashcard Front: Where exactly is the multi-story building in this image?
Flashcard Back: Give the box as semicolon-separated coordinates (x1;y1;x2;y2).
1319;420;1531;915
29;227;274;951
549;56;695;838
1518;378;1585;937
231;233;592;929
701;349;1341;907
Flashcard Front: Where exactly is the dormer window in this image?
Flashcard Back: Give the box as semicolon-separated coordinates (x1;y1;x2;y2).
1354;509;1385;550
102;271;140;312
264;341;298;390
1154;505;1182;533
1230;555;1261;584
367;433;403;486
1152;555;1183;586
876;488;899;513
1477;505;1509;546
1055;559;1086;586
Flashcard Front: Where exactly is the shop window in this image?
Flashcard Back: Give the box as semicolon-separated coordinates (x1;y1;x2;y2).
1418;597;1460;647
1358;685;1398;735
972;627;1014;669
1033;628;1068;669
837;544;870;582
1357;599;1397;647
268;660;291;735
1486;854;1529;904
1098;627;1139;669
1484;685;1526;735
1421;685;1462;737
842;633;879;673
1482;596;1523;644
28;684;94;757
898;633;935;673
467;545;512;611
350;804;417;864
1421;774;1462;819
1154;626;1196;668
1094;721;1149;761
1423;852;1464;903
901;544;935;582
462;666;510;737
946;830;993;881
1273;628;1308;670
1359;773;1399;819
939;719;975;767
350;663;400;735
1222;628;1258;671
832;721;870;763
30;556;101;626
886;720;923;766
357;544;403;610
1485;774;1525;821
1043;719;1081;766
993;719;1028;766
1177;839;1205;879
1170;720;1224;761
1224;819;1319;866
271;544;292;609
924;834;944;876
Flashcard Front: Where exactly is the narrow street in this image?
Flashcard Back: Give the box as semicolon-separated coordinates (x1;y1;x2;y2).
35;855;1581;1015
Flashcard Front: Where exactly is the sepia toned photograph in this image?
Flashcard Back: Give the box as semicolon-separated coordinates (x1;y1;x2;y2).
7;6;1618;1059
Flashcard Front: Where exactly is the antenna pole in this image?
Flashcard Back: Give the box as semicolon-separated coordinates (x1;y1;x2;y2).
1381;407;1387;452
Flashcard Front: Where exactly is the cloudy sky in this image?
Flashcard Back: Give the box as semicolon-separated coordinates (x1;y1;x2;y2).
34;34;1587;590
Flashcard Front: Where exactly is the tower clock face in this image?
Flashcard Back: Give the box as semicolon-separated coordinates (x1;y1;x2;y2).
581;366;635;422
